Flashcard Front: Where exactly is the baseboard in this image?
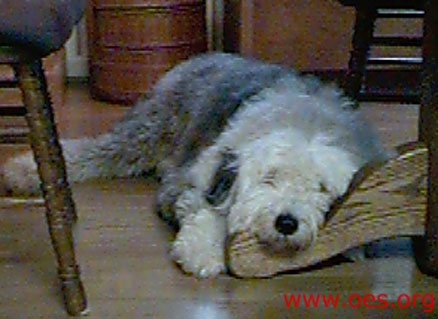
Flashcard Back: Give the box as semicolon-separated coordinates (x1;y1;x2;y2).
304;69;420;103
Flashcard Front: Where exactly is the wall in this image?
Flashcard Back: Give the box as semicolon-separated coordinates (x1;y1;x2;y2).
65;17;89;77
224;0;422;71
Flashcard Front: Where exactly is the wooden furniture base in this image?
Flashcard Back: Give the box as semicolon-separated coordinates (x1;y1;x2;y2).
340;1;423;102
227;142;426;277
0;49;88;315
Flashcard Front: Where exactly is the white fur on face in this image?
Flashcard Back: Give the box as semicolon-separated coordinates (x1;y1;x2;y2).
227;128;358;252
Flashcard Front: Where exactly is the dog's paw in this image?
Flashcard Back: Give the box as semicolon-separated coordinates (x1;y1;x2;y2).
171;208;226;278
0;152;41;196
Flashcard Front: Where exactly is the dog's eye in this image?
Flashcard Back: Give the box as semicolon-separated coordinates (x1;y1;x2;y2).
319;183;328;193
263;169;277;186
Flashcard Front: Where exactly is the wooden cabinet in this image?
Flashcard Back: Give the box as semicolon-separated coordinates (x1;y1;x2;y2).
87;0;207;104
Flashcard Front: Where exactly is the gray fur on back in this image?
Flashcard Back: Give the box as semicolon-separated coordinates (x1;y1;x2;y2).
75;53;289;180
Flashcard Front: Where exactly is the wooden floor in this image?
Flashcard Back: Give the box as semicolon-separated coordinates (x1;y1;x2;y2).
0;83;437;318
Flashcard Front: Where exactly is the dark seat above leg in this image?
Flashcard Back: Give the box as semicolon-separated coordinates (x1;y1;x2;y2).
0;0;88;315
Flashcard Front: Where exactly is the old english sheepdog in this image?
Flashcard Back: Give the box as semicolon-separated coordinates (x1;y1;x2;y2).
0;53;386;277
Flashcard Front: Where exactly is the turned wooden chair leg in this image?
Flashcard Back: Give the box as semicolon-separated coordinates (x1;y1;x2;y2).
343;4;377;103
12;58;88;315
415;0;438;276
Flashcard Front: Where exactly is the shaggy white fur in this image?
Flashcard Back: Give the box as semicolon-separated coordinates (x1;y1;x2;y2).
0;54;386;278
169;75;377;276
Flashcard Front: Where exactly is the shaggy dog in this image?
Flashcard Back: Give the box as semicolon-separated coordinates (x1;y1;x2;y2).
0;53;386;277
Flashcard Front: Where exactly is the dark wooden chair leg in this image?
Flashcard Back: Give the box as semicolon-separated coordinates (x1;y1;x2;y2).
343;4;377;103
12;58;88;315
414;0;438;276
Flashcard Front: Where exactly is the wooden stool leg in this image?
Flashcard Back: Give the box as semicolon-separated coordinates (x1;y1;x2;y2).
12;59;88;315
415;0;438;276
343;4;377;103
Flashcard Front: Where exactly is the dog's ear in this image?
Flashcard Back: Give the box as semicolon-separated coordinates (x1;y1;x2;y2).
319;182;342;222
205;150;238;206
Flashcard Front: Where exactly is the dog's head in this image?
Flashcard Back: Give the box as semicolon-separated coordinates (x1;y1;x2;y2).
210;129;359;252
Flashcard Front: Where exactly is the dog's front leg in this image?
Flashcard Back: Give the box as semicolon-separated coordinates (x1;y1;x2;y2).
171;206;226;278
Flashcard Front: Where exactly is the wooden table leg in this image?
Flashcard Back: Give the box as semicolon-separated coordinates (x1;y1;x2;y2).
415;0;438;276
343;4;377;102
13;57;88;315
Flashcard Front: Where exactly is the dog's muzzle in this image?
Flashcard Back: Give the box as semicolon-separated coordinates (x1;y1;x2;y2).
275;213;298;235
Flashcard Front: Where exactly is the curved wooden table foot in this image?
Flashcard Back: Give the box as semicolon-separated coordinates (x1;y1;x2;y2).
227;142;427;278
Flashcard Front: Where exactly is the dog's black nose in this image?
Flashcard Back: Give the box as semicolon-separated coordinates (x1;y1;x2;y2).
275;213;298;235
